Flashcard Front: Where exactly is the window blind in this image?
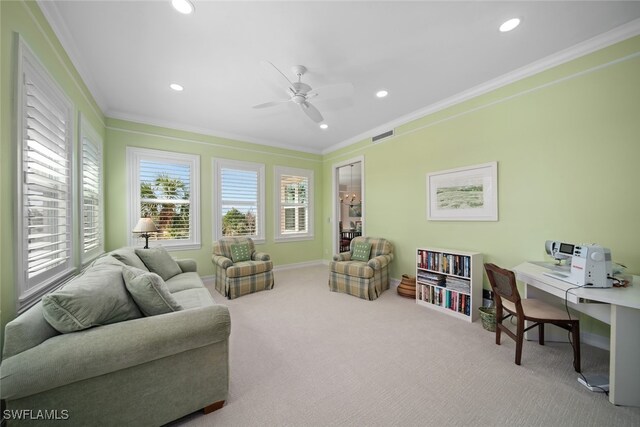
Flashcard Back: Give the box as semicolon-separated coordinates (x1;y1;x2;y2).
279;174;308;234
220;167;259;237
81;134;102;259
139;160;192;241
22;76;73;291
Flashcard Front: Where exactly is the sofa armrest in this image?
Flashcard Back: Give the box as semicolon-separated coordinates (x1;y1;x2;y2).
0;305;230;400
177;259;197;273
333;253;352;261
211;254;233;269
253;252;270;261
368;253;393;270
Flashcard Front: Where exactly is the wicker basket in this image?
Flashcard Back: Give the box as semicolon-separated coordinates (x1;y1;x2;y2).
479;307;496;332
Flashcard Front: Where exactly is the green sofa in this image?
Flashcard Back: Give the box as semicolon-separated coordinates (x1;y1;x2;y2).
0;247;231;426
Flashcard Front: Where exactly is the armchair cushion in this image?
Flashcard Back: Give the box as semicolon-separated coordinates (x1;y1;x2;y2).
227;260;273;278
230;242;251;262
330;261;374;279
351;242;372;261
135;247;182;281
122;266;183;316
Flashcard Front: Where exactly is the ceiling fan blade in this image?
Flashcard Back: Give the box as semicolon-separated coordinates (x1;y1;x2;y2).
300;101;323;123
260;60;294;93
308;82;354;101
252;99;290;109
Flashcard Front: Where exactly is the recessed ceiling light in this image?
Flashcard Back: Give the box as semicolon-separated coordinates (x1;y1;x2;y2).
376;90;388;98
172;0;195;15
170;83;184;91
320;123;328;130
499;18;521;32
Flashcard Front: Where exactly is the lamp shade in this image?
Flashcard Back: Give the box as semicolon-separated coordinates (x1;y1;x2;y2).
132;218;158;233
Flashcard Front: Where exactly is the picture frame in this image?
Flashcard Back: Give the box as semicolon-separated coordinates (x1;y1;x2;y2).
427;161;498;221
349;204;362;217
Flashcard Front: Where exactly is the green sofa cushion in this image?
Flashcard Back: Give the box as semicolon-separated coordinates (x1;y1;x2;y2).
122;266;183;316
110;247;149;271
135;247;182;281
352;241;372;262
41;264;142;333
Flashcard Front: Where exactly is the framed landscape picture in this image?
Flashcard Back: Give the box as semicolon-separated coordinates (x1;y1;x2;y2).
427;162;498;221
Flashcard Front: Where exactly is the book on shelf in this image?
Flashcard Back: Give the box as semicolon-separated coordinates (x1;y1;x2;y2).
417;250;471;278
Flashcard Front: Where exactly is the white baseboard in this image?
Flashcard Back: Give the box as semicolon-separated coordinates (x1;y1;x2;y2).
201;275;214;286
273;260;325;271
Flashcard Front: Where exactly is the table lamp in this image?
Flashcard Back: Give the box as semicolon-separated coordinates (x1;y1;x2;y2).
132;217;158;249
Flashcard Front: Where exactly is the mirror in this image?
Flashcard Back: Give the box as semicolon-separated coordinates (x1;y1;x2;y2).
337;161;362;251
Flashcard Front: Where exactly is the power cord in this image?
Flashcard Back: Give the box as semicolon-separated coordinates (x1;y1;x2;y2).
564;285;609;396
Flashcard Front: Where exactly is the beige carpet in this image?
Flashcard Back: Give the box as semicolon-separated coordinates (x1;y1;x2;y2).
170;265;640;426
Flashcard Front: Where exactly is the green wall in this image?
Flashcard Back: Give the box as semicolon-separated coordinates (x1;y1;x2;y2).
104;118;324;277
0;0;105;344
322;36;640;336
324;36;640;276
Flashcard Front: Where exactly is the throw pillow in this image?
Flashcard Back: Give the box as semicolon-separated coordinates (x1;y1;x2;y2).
42;264;142;333
351;242;372;262
111;247;149;271
135;246;182;281
230;242;251;263
122;266;183;316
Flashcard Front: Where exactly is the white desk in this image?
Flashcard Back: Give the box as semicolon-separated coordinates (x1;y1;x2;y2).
513;262;640;407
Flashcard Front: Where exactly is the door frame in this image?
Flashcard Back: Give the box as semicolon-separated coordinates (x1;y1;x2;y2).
332;155;365;255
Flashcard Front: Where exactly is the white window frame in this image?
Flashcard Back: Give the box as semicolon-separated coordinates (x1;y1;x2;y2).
126;147;200;250
79;114;104;264
274;166;314;242
213;158;266;243
15;37;75;311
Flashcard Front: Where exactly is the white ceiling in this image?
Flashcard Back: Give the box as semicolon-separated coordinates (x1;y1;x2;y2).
40;1;640;154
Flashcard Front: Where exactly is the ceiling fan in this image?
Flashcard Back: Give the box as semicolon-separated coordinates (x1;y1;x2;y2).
253;61;353;124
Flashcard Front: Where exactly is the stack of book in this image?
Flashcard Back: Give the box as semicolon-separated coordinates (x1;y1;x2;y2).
417;271;446;287
445;276;470;294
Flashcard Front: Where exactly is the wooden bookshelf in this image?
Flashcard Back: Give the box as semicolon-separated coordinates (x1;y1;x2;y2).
416;247;483;322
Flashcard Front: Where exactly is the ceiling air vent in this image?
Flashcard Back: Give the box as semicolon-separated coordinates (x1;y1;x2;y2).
372;129;394;143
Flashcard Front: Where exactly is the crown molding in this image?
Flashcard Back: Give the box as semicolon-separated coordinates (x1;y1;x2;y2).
106;110;323;155
323;18;640;155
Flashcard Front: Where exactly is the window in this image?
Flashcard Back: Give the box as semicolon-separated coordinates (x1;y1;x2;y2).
213;159;265;242
16;39;74;309
127;147;200;250
79;115;104;263
274;167;314;241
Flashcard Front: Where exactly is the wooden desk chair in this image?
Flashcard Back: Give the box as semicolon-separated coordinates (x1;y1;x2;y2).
484;263;581;372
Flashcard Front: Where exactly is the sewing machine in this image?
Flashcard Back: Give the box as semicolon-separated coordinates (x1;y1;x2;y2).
543;240;613;288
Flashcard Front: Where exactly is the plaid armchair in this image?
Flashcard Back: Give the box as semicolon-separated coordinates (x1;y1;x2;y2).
329;236;394;300
211;237;274;299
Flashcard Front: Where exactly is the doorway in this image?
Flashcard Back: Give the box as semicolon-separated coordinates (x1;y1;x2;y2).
333;156;364;254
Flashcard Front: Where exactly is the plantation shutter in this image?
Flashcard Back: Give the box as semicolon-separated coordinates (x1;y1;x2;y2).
81;134;102;260
21;71;73;292
279;174;308;235
139;160;192;241
220;167;259;237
